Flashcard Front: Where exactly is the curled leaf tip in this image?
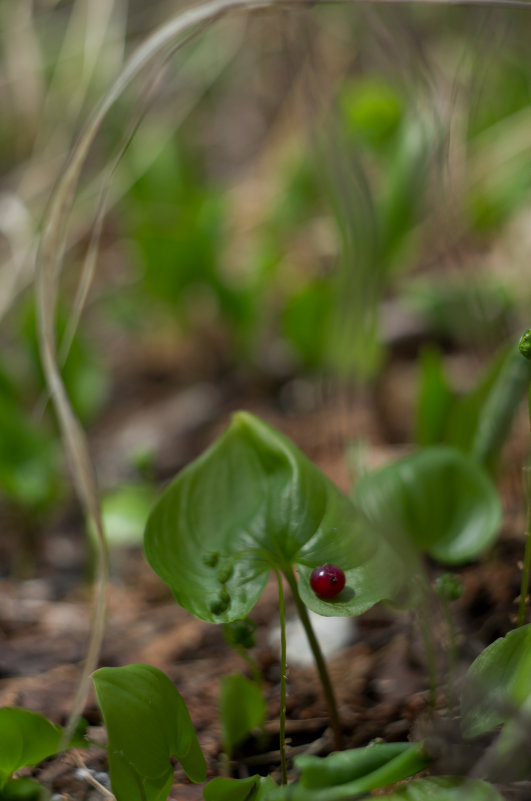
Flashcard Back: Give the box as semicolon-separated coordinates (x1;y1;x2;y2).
519;329;531;360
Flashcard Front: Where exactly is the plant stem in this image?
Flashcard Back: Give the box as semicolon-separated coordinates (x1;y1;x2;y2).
517;335;531;627
284;568;343;750
440;598;457;711
417;605;437;708
274;569;288;785
517;466;531;627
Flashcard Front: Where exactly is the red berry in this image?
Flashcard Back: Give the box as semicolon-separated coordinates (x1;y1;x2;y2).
310;564;345;599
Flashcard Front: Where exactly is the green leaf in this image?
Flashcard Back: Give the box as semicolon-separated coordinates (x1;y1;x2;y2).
144;412;376;623
203;775;277;801
220;673;266;753
0;778;43;800
92;664;206;801
295;742;421;788
461;624;531;739
0;708;63;788
267;741;430;801
415;348;455;448
354;446;501;565
382;776;504;800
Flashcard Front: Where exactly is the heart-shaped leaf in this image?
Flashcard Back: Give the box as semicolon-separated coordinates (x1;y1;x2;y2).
354;446;501;565
382;776;504;800
144;412;377;622
0;708;63;788
92;664;206;801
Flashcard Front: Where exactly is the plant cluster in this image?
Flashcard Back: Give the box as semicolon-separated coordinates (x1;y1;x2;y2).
3;4;531;800
2;331;531;801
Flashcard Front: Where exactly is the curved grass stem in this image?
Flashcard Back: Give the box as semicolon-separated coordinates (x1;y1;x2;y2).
284;568;343;750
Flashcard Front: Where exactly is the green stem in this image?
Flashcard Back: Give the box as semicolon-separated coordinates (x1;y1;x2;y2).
440;598;457;711
418;607;437;708
274;569;288;785
517;470;531;627
284;568;343;750
517;381;531;627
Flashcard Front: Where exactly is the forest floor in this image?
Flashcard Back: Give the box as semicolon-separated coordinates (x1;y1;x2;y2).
0;348;528;800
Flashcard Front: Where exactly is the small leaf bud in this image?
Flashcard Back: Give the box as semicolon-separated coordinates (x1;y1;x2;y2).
202;550;220;568
519;329;531;360
434;572;463;602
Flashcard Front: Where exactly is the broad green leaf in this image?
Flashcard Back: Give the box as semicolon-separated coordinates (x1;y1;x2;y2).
220;673;266;753
461;624;531;739
92;664;206;801
354;446;501;565
144;412;376;623
203;775;277;801
0;708;63;788
383;776;504;800
266;741;429;801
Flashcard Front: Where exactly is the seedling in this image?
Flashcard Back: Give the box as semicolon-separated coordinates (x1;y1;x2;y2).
143;411;386;763
142;410;506;793
92;663;206;801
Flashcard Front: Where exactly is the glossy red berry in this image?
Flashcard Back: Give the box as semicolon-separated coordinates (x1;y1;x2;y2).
310;564;345;599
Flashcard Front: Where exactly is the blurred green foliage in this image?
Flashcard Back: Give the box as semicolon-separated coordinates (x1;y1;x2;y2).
0;2;530;533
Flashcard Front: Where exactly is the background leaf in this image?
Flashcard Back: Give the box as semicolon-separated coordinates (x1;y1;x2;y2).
144;412;376;623
461;624;531;739
219;673;266;753
92;664;206;801
354;446;501;565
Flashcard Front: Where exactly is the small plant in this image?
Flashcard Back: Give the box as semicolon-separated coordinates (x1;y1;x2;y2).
92;664;206;801
0;707;86;801
139;410;510;798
